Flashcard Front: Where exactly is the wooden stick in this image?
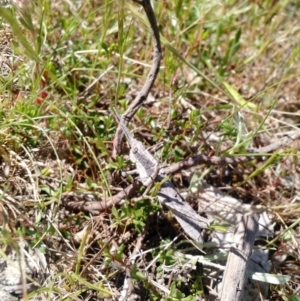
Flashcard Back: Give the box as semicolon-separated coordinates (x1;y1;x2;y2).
113;0;162;158
220;213;259;301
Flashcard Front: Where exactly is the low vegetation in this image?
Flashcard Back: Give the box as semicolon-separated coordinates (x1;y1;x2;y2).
0;0;299;300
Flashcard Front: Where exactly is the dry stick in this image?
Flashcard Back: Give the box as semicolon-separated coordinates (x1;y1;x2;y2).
64;129;300;214
119;234;144;301
164;153;253;175
112;0;162;158
220;214;260;301
63;154;252;214
63;180;142;214
251;130;300;153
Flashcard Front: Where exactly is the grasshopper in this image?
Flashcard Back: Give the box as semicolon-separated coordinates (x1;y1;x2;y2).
113;110;209;243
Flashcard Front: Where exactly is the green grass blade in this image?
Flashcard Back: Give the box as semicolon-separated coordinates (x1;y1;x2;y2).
0;7;40;61
222;80;257;111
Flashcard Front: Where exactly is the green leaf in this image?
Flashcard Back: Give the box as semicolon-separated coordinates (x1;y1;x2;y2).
162;36;221;93
289;296;300;301
209;224;229;232
18;8;34;31
246;152;279;181
283;229;295;241
65;272;112;296
134;271;147;281
222;81;257;111
0;7;40;61
111;207;119;219
182;296;198;301
170;282;184;299
249;272;291;284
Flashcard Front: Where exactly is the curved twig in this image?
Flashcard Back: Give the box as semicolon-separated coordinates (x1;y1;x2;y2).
65;129;300;215
64;154;253;214
112;0;162;158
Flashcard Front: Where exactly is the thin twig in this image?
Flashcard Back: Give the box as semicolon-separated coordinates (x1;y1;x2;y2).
119;233;145;301
64;129;300;215
112;0;162;158
251;130;300;153
164;153;253;174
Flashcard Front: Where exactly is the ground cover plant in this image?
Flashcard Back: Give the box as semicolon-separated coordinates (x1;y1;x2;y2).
0;0;299;300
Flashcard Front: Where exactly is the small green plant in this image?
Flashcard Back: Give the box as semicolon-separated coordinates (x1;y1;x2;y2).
112;198;160;233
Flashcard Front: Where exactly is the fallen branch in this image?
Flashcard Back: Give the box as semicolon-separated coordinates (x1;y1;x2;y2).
220;213;260;301
64;129;300;214
63;153;254;213
63;153;254;214
63;180;142;214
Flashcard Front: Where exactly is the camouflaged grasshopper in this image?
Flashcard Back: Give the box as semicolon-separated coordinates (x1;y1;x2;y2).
113;110;209;243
